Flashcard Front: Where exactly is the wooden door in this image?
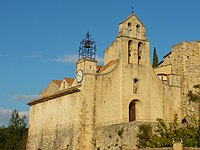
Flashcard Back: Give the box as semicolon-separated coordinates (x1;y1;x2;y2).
129;101;136;121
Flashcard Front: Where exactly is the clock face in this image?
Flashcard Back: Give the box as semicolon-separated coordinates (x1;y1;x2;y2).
76;70;83;83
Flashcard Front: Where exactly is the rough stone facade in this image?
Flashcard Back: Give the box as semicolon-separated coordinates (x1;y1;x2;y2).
154;41;200;120
26;13;199;150
95;122;140;150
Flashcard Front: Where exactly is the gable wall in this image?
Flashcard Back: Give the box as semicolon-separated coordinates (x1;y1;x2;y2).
27;92;82;150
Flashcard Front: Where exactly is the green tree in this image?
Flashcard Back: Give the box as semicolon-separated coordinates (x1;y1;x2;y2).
152;47;159;68
137;123;153;148
0;109;28;150
137;114;199;148
187;84;200;147
187;84;200;121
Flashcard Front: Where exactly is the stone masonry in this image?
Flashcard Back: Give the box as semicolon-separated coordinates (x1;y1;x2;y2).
26;12;199;150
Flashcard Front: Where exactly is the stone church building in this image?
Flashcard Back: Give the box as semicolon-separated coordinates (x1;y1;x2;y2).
26;13;200;150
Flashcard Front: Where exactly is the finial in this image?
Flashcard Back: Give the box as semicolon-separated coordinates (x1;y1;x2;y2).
131;6;134;13
86;31;90;37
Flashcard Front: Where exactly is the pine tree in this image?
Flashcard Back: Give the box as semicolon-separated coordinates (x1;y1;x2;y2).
3;109;28;150
152;47;158;68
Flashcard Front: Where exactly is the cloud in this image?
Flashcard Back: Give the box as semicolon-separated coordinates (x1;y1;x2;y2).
0;108;29;126
22;54;42;58
22;51;43;58
51;54;78;64
12;94;39;101
96;56;104;65
51;54;104;65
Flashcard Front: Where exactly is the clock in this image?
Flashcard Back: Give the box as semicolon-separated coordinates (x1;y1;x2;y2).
76;70;83;83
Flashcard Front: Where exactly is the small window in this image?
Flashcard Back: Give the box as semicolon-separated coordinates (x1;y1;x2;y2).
127;23;131;36
128;40;133;64
181;118;188;124
138;42;143;65
133;78;139;94
136;25;140;38
62;82;66;89
158;74;168;84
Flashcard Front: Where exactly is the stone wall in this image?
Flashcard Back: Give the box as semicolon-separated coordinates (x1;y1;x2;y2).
95;122;140;150
171;41;200;117
172;41;200;96
39;80;61;96
26;92;82;150
95;120;200;150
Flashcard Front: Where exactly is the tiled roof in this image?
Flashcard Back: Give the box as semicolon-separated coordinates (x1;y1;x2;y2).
52;80;62;86
64;78;75;85
96;65;102;70
97;60;117;73
28;85;81;106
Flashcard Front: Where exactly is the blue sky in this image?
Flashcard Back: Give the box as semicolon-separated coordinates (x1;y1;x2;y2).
0;0;200;125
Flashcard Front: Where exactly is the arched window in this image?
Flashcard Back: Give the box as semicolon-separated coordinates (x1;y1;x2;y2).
129;100;136;121
127;23;131;36
138;42;143;65
136;25;140;38
128;40;133;64
63;82;65;89
133;78;139;94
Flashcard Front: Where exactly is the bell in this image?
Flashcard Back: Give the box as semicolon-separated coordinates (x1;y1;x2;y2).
84;40;90;48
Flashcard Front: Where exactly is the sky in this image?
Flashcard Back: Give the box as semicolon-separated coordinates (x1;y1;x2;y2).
0;0;200;126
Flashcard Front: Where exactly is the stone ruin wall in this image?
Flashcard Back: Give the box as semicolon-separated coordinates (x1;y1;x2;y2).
171;41;200;118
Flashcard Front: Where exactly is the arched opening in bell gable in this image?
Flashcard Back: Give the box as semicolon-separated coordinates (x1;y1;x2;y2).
128;40;133;64
138;42;143;65
136;25;140;38
127;22;132;36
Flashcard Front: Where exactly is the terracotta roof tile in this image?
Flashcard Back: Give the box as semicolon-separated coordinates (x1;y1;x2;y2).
97;60;117;73
64;78;75;85
52;80;62;86
28;85;81;106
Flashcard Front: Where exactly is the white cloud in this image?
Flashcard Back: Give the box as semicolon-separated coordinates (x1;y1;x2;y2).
96;56;104;65
22;54;42;58
12;94;39;101
51;54;104;65
50;54;78;64
0;108;29;126
22;51;43;58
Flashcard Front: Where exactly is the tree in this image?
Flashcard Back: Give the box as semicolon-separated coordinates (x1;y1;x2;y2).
187;84;200;147
152;47;159;68
0;109;28;150
137;123;153;148
187;84;200;121
137;114;199;148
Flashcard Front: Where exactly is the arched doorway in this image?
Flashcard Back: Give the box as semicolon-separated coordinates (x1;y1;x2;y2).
129;100;136;121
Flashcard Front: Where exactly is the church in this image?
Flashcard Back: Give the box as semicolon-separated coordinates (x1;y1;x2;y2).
26;12;200;150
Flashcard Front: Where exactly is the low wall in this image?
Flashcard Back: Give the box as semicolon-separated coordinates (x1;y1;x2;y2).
95;122;140;150
94;122;200;150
